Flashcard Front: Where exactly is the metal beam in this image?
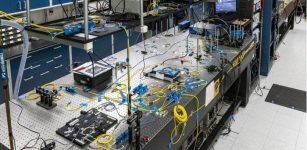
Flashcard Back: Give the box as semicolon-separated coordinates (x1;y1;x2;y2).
84;0;89;40
26;0;31;24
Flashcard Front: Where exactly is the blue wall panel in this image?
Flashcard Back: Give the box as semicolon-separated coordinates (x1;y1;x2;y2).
93;35;113;59
130;31;142;46
52;0;72;5
114;31;127;53
72;35;112;63
0;0;25;13
114;31;141;53
30;0;49;9
0;0;49;13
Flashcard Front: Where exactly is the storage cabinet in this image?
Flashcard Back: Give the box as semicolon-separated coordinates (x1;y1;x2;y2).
10;44;70;95
5;29;141;98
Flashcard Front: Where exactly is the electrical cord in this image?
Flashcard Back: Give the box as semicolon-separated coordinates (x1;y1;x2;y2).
91;51;115;68
122;0;126;14
43;139;70;146
59;0;69;19
113;0;125;14
161;33;191;65
191;7;201;23
22;138;46;150
12;135;17;150
204;16;230;28
9;101;46;150
295;0;304;24
67;128;81;150
87;52;95;78
254;74;263;97
221;119;239;136
0;11;64;32
115;33;188;84
133;32;142;45
99;101;126;118
70;0;81;20
173;105;188;123
139;33;147;80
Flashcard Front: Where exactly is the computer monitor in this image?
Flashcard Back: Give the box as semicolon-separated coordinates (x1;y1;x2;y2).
215;0;237;13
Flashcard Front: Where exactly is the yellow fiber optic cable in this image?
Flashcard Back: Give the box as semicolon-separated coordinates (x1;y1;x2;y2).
96;134;113;145
0;11;63;32
25;92;40;101
41;83;57;91
173;105;188;123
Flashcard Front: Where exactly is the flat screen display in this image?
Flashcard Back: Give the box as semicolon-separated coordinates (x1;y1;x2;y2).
216;0;237;13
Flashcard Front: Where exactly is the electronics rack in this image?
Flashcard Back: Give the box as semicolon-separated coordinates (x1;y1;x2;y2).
260;0;298;75
0;26;22;48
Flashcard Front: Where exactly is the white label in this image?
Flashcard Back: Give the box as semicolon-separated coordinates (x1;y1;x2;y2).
75;33;97;39
155;72;164;80
205;81;215;106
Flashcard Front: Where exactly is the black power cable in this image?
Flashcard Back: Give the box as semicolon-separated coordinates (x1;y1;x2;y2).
91;51;114;68
113;0;125;14
161;33;191;65
139;33;147;80
122;0;126;14
59;0;69;19
9;101;47;150
87;53;95;78
295;0;304;24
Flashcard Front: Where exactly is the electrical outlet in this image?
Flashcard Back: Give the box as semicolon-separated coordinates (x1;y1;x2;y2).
49;8;54;16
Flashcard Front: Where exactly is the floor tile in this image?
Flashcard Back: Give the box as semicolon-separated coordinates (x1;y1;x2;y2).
267;125;299;146
231;131;266;150
262;138;296;150
230;108;249;132
240;117;272;136
247;101;279;123
296;131;306;150
273;108;304;131
214;139;234;150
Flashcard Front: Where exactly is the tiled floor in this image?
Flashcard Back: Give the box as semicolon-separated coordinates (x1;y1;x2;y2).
212;19;307;150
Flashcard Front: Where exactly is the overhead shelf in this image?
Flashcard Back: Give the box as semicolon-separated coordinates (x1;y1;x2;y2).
25;4;190;50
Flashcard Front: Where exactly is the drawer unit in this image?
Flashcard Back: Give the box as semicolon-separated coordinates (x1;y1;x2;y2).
0;0;49;13
10;44;70;95
72;35;112;63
